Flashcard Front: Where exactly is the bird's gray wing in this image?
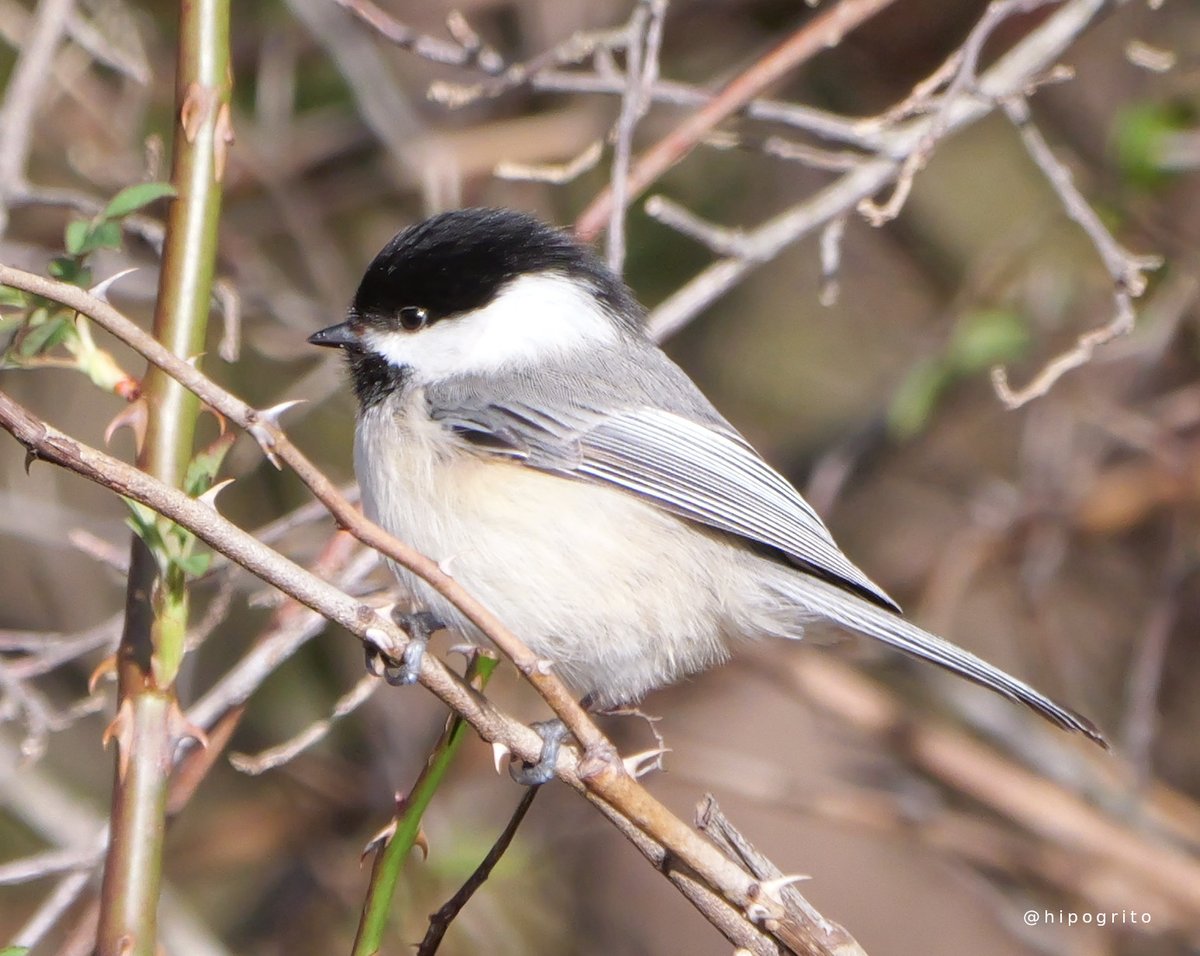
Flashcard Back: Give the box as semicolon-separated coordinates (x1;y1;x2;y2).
427;374;1108;745
428;383;898;612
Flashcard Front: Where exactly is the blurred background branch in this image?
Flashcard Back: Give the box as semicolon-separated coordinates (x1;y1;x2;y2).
1;0;1198;954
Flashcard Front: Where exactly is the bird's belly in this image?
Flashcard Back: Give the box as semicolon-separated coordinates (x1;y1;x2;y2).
354;404;753;705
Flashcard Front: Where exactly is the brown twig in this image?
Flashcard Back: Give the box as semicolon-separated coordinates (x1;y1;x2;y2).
0;375;856;955
332;0;503;74
0;0;76;232
604;0;665;273
645;0;1113;341
574;0;901;243
416;786;540;956
990;94;1162;408
780;652;1200;917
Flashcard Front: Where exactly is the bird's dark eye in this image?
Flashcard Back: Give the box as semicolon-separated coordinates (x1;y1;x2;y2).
398;306;430;331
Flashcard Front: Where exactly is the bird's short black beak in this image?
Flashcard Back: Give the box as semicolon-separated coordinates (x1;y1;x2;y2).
308;321;361;349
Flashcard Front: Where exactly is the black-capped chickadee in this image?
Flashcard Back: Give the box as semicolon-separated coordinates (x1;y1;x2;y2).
309;208;1104;765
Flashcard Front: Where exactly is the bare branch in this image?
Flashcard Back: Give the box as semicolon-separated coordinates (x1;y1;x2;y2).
605;0;667;273
0;0;76;233
0;274;865;952
332;0;503;73
417;787;540;956
644;194;753;257
10;869;93;949
495;139;603;184
429;27;630;109
990;94;1162;407
646;0;1113;341
0;846;101;885
229;673;379;775
818;217;846;307
575;0;901;243
536;71;888;150
858;0;1063;226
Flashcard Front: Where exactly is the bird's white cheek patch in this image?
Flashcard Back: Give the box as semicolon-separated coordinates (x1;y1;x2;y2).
365;272;619;382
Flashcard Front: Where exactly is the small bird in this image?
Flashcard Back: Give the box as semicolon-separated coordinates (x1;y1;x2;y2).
309;208;1104;778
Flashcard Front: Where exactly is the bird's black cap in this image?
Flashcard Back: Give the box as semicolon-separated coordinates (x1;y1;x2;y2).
350;207;642;328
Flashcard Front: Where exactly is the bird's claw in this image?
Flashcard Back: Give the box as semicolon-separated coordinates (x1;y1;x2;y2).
364;610;445;686
509;719;569;787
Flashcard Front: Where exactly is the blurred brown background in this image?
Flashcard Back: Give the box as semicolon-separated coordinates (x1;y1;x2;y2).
2;0;1199;954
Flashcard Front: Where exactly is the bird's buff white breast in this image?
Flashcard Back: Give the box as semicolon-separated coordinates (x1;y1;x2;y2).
353;390;788;706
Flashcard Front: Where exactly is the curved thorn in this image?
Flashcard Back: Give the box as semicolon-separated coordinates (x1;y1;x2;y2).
758;874;811;903
88;267;138;303
198;477;235;510
492;740;511;775
259;398;307;424
621;747;670;779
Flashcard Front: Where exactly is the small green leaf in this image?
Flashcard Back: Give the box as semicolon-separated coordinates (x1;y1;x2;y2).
122;498;170;568
83;220;123;254
947;309;1030;374
183;431;236;497
103;181;176;220
65;219;91;255
1113;102;1194;190
174;552;212;577
888;358;950;441
18;314;72;357
65;219;123;257
48;256;91;287
0;285;27;307
1;946;32;955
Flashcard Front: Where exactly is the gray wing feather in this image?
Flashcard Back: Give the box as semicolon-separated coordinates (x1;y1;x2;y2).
424;351;1106;745
426;345;897;611
575;408;897;609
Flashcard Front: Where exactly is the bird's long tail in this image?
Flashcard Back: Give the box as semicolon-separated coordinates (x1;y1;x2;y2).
778;574;1107;747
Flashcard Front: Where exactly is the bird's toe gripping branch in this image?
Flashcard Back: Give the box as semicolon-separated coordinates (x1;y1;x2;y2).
509;718;570;787
364;610;445;686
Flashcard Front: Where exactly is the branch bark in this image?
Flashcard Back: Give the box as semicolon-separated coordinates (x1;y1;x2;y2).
574;0;901;243
646;0;1112;341
95;1;232;952
0;373;863;954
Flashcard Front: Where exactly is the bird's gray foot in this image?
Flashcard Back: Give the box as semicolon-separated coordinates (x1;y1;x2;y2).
509;719;569;787
364;610;444;686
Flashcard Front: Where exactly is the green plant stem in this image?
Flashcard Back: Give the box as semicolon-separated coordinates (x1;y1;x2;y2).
96;1;231;954
353;654;500;956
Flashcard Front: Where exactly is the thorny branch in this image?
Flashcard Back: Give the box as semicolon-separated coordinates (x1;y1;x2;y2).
0;0;1176;949
0;269;863;955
